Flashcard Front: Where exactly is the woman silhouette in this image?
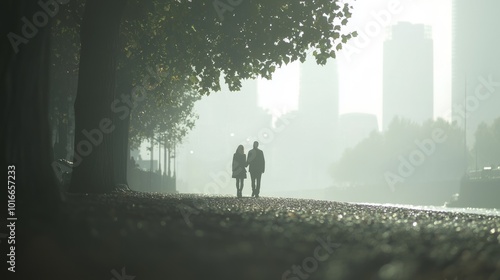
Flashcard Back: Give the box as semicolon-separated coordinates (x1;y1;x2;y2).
232;145;247;198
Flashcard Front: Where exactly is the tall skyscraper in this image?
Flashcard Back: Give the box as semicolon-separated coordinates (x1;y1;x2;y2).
268;58;339;191
383;22;434;130
298;57;339;153
452;0;500;144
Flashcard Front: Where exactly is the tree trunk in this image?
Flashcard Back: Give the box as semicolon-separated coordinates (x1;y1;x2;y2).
113;109;130;188
168;146;172;177
53;119;69;159
173;143;176;178
1;0;61;221
163;135;167;177
150;133;154;172
114;68;133;188
69;0;127;193
158;138;161;173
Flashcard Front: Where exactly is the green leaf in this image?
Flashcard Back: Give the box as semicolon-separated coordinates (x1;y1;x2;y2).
283;56;290;65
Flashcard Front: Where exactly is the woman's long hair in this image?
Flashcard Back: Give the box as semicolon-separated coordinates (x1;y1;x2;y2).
235;145;244;154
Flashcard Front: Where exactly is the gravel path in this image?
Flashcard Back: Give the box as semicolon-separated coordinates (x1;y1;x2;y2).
20;193;500;280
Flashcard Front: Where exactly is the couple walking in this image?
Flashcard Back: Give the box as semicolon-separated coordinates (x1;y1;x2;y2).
232;141;265;198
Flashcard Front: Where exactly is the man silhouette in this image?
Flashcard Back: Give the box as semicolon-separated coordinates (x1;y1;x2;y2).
247;141;265;198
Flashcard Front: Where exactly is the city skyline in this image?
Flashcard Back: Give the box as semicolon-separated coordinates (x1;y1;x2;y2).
258;0;451;129
383;22;434;130
452;0;500;144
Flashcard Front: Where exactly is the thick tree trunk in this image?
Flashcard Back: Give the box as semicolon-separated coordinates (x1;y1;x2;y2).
1;1;61;221
114;68;133;188
69;0;127;193
113;100;131;187
53;119;69;159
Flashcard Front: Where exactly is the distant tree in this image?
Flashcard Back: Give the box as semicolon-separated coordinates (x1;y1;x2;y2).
333;118;467;187
42;0;206;189
113;7;205;185
332;129;384;185
472;117;500;169
70;0;357;193
128;86;200;156
127;86;199;178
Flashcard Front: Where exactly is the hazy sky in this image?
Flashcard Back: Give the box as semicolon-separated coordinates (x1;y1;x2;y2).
259;0;452;128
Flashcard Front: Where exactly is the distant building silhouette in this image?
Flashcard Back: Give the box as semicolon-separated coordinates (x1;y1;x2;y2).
452;0;500;144
338;113;379;153
298;57;339;158
383;22;434;130
269;58;339;191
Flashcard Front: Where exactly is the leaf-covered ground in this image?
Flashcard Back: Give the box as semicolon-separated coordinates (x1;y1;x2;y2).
21;193;500;280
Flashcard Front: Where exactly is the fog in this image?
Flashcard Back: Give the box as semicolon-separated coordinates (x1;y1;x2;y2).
6;0;500;278
165;0;500;208
175;58;339;199
41;0;500;209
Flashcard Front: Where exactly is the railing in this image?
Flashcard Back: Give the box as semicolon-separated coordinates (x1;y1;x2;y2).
52;158;176;193
127;167;176;193
467;167;500;180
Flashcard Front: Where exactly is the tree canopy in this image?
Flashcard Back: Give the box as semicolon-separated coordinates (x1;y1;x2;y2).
117;0;357;151
121;0;356;94
65;0;357;192
473;117;500;169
